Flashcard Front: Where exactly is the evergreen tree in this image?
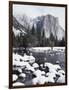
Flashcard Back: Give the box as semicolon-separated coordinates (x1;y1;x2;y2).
58;37;65;46
50;33;55;42
49;33;55;50
61;37;65;46
55;36;58;46
42;29;45;46
31;24;35;35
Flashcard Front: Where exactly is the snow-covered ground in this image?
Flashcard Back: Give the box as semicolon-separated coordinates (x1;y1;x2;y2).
29;47;65;53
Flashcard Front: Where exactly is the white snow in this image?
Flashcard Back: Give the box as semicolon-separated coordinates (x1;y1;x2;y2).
44;62;54;68
32;63;39;68
32;77;39;85
40;64;43;67
13;74;18;82
38;76;47;84
29;47;51;52
44;63;60;75
53;64;61;71
29;47;65;52
13;53;35;66
13;27;26;37
58;70;65;75
47;76;55;83
46;72;56;78
32;75;47;85
53;47;65;51
13;27;21;37
28;56;35;64
12;51;65;85
19;73;26;78
57;70;65;77
57;75;65;83
33;70;42;77
41;71;45;75
26;64;35;72
22;53;35;63
13;82;25;86
13;53;24;62
17;68;22;73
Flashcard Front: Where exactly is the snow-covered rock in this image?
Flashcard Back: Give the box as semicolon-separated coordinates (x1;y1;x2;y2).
33;69;42;77
49;68;58;75
28;56;35;64
47;76;55;83
56;60;60;64
45;73;55;83
13;61;28;67
21;53;35;64
46;72;56;78
44;63;61;74
13;82;25;86
23;54;29;62
19;73;26;79
57;75;65;83
18;68;22;73
12;50;65;85
53;64;61;71
32;63;39;68
57;70;65;77
41;71;45;76
32;75;48;85
26;64;35;72
44;62;53;68
44;63;55;73
40;64;43;67
13;53;24;62
32;77;39;85
13;67;22;74
38;76;47;84
58;70;65;75
13;74;18;82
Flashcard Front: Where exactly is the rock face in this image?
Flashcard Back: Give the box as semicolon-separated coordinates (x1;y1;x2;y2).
13;16;27;37
13;14;65;47
33;14;65;41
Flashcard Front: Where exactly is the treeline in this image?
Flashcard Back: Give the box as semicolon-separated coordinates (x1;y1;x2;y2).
13;24;65;48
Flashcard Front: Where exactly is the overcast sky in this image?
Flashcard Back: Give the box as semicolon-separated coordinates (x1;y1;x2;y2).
13;4;65;30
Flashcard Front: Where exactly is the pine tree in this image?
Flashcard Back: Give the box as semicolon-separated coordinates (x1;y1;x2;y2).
42;29;45;46
59;37;65;46
50;33;55;50
50;33;55;42
31;24;35;35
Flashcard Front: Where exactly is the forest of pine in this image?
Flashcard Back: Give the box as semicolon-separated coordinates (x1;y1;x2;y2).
13;24;65;48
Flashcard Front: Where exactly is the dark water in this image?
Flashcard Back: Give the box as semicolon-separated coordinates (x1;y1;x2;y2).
32;51;65;70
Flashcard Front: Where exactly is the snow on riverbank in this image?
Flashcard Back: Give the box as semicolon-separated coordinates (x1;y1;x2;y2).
12;52;65;86
29;47;65;52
